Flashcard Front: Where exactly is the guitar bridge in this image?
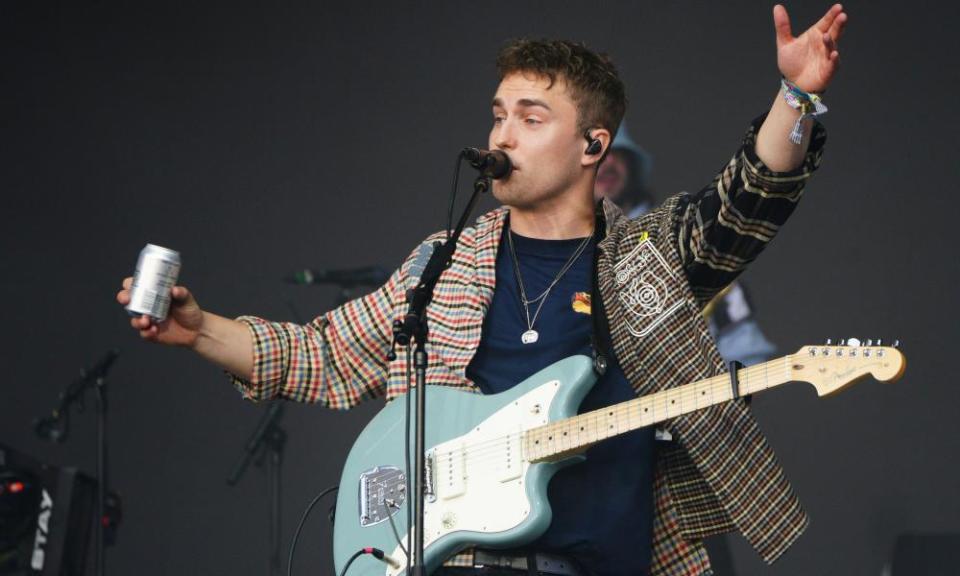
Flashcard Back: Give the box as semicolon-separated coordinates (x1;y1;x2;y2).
358;466;406;527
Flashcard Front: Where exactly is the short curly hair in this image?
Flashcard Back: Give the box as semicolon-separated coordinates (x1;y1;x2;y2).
496;38;627;136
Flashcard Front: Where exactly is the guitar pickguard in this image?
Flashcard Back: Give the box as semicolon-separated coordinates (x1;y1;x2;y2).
333;355;598;576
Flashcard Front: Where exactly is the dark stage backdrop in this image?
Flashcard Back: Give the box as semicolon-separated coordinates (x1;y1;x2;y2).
1;1;957;575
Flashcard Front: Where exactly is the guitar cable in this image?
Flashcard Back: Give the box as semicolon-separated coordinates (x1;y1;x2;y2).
339;547;400;576
286;484;338;576
385;499;409;557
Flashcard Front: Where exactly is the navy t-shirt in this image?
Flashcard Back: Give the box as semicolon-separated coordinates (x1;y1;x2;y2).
465;227;656;576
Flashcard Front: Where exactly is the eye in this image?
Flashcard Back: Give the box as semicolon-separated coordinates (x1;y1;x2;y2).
524;117;542;125
492;116;505;125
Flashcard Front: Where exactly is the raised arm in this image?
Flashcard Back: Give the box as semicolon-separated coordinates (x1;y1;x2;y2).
756;3;847;171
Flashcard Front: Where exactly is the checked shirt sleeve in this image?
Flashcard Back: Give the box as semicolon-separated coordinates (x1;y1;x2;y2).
228;262;408;409
676;114;827;308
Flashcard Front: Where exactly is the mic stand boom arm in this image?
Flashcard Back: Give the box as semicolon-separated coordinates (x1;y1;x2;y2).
34;349;119;576
390;174;492;576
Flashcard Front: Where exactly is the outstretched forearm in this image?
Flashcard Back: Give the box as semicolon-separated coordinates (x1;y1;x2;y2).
193;312;255;381
755;87;815;172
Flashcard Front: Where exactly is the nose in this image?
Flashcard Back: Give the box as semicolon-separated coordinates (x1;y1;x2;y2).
492;118;516;151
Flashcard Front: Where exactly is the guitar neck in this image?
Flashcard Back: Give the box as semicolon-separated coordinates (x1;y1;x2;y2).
523;355;796;461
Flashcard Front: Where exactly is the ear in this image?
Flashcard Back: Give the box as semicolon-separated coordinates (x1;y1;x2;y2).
581;128;612;168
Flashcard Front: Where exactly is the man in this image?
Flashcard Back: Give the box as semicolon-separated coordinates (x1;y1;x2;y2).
595;125;777;367
594;125;654;220
117;5;846;575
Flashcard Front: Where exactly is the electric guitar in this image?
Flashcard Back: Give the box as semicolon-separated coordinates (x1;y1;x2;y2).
333;342;906;576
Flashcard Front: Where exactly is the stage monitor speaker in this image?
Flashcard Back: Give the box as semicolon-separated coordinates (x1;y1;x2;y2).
888;532;960;576
0;444;95;576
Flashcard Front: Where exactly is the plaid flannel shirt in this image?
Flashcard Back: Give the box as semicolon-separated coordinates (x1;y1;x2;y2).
232;115;826;575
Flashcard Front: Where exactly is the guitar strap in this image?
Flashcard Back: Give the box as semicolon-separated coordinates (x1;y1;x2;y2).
727;360;751;405
590;202;613;377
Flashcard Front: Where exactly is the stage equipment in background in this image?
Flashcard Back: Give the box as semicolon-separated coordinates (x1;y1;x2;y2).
284;266;391;307
284;266;390;288
0;444;95;576
33;350;120;576
226;300;326;576
227;403;287;576
883;532;960;576
334;341;905;576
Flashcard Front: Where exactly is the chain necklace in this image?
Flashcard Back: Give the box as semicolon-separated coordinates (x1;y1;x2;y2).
506;226;592;345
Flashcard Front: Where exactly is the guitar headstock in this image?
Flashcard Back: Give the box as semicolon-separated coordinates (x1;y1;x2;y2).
791;339;906;396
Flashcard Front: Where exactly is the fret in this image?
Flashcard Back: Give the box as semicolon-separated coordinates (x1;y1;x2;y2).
522;348;894;462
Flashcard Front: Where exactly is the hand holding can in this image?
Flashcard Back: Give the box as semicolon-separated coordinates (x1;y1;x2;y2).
118;245;204;347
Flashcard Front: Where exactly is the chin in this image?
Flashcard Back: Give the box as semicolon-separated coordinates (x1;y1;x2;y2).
491;181;516;204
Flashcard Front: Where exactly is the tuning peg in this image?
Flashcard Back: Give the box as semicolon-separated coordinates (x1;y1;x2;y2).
866;339;873;346
877;339;883;346
847;337;861;347
825;338;832;345
893;339;900;348
839;338;846;346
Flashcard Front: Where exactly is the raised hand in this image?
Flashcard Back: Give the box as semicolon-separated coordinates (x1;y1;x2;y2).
774;3;848;94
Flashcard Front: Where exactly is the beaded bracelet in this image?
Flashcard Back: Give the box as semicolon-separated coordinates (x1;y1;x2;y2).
781;78;828;144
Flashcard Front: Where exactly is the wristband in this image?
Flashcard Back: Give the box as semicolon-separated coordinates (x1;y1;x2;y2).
781;78;827;144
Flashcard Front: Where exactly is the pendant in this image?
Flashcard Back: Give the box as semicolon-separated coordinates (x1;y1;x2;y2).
521;329;539;344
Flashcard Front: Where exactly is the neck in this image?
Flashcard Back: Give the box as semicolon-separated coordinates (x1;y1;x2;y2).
507;186;595;240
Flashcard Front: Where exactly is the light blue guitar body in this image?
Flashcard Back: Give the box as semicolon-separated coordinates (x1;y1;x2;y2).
332;355;596;576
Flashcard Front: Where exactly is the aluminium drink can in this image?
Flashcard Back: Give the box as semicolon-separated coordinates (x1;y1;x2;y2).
125;244;181;322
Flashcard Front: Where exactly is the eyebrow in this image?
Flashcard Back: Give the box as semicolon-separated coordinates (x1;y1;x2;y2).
491;97;552;111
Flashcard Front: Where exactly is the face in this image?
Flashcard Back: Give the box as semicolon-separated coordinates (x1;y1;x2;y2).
594;149;629;203
488;72;587;210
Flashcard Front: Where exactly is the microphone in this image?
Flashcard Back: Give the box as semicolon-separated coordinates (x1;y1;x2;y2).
82;349;119;382
33;349;120;443
34;416;66;442
284;266;391;287
462;148;513;180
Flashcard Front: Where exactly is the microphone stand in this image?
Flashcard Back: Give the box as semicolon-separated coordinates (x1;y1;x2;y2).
227;402;287;576
229;300;315;576
34;349;119;576
391;173;492;576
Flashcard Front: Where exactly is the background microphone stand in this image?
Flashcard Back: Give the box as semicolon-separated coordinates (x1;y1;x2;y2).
34;348;120;576
227;401;287;576
226;298;348;576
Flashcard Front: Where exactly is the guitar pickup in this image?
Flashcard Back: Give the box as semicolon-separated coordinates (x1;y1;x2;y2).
434;446;466;500
497;433;522;482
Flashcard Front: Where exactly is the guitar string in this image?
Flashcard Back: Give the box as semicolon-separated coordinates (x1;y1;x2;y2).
372;351;885;479
424;359;786;471
429;361;786;470
401;357;795;473
361;351;893;500
430;350;890;470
